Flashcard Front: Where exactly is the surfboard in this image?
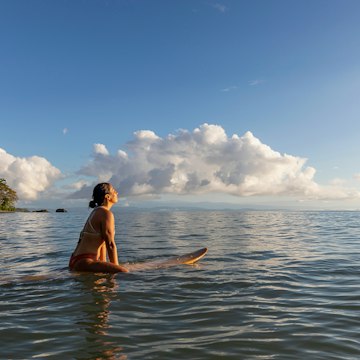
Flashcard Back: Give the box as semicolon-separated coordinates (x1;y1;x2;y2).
125;247;208;272
0;249;208;284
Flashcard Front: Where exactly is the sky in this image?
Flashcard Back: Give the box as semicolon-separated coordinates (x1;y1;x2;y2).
1;0;360;210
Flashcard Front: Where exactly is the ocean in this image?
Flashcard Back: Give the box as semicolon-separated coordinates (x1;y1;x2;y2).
0;209;359;359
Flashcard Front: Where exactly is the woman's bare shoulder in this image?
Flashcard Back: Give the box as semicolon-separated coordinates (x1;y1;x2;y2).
95;207;114;219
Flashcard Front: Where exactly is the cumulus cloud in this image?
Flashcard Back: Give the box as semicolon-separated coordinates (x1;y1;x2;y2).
94;143;109;156
64;179;91;190
70;123;360;201
0;148;61;200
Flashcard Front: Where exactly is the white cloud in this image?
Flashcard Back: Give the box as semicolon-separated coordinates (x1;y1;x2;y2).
0;148;62;200
65;179;91;190
62;128;69;135
70;123;360;201
329;178;346;186
221;86;238;92
213;3;227;13
249;79;265;86
93;143;109;156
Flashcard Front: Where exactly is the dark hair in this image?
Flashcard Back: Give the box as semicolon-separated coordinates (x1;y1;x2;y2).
89;183;112;208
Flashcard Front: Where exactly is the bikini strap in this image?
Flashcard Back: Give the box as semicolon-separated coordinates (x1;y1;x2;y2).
84;209;98;233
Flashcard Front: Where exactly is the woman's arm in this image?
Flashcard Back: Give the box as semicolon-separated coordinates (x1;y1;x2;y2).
101;210;119;265
99;243;107;262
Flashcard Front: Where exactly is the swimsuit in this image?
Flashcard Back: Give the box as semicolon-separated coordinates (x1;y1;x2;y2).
80;209;102;239
69;253;97;270
69;209;102;270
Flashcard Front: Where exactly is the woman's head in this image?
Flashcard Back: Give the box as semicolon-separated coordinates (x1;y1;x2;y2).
89;183;117;208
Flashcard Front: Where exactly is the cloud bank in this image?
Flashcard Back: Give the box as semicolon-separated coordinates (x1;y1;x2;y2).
72;124;360;201
0;148;61;200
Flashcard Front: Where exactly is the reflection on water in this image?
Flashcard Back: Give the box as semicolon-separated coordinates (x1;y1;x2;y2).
72;274;127;360
1;210;360;359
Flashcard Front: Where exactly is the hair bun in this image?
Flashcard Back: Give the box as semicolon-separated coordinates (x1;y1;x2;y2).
89;200;97;208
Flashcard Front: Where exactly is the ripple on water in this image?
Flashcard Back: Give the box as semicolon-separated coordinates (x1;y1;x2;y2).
1;210;360;359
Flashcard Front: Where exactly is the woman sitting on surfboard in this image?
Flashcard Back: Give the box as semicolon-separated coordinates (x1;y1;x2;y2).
69;183;129;273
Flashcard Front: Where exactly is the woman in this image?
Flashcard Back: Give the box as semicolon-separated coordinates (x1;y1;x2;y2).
69;183;129;273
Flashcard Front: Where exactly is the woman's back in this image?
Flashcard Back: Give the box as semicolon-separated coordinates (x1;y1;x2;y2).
73;208;105;256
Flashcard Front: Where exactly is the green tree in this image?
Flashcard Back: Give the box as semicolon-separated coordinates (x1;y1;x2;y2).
0;179;18;211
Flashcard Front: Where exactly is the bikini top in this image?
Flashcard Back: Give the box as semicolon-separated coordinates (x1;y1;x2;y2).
80;209;102;239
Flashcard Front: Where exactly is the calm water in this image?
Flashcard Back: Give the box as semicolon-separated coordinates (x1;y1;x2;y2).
0;209;360;359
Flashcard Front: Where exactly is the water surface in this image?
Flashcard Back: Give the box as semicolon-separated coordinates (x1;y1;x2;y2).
1;210;359;359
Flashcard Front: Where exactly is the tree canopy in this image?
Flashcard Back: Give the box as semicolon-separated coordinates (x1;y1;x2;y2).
0;179;18;211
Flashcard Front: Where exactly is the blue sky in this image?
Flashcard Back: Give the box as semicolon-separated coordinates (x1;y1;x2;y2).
1;0;360;209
